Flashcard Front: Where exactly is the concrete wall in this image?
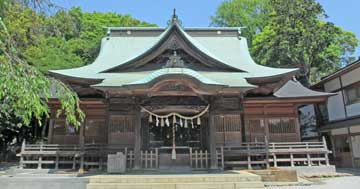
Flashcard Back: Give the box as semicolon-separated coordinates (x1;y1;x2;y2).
341;67;360;87
327;92;346;121
324;78;341;92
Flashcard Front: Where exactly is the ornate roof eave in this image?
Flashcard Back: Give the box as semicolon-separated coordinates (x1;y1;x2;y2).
245;68;298;85
91;74;255;97
49;71;103;85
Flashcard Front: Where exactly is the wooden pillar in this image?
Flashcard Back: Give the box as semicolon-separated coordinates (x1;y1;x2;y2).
134;105;142;169
322;136;330;166
209;110;218;170
306;142;311;166
347;128;355;168
37;142;43;169
294;104;301;141
79;122;85;173
48;119;54;144
265;136;270;168
19;140;25;169
273;154;278;167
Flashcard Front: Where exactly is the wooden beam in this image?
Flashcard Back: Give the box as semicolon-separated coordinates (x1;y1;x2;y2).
244;97;328;104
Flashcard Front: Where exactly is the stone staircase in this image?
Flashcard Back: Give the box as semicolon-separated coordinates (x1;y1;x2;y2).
87;171;264;189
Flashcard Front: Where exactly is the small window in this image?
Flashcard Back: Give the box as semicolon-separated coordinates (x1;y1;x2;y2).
345;85;360;105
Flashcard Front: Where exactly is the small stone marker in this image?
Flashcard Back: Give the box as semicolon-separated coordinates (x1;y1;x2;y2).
107;152;126;173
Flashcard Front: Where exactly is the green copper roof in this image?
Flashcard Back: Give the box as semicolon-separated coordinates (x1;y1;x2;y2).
49;22;297;88
91;68;256;88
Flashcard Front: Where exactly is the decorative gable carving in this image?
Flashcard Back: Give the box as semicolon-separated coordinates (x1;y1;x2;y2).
157;81;192;92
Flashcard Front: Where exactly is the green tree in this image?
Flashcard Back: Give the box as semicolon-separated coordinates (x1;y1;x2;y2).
212;0;359;85
211;0;270;45
251;0;358;85
0;1;156;149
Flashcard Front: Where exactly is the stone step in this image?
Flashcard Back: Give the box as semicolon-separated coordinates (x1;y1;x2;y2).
86;172;265;189
88;173;262;184
87;182;265;189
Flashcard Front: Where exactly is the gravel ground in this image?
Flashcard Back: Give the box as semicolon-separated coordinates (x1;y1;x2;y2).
268;176;360;189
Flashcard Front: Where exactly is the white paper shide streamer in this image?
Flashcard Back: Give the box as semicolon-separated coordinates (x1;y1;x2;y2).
142;105;209;160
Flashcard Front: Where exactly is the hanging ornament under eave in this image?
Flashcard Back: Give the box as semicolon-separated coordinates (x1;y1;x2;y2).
156;117;159;127
172;115;176;124
197;117;201;125
191;119;194;129
165;117;170;127
161;118;164;127
149;115;153;123
179;118;183;127
184;119;188;128
171;124;176;160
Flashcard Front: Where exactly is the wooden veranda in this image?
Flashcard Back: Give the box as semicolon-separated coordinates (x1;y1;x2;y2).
18;137;331;171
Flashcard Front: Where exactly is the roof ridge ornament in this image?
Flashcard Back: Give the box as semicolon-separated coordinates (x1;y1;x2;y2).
167;8;182;27
164;50;185;68
237;26;247;39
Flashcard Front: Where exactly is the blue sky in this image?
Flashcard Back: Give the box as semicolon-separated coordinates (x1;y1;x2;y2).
55;0;360;56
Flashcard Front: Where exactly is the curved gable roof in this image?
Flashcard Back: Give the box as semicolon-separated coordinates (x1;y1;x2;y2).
49;21;298;88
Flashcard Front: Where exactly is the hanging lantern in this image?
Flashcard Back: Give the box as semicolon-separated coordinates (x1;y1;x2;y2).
165;117;170;127
191;119;194;129
180;118;183;127
161;118;164;127
149;115;153;123
184;119;188;128
197;117;201;125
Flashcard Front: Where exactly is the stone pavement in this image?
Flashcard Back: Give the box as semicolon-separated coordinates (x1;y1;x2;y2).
267;175;360;189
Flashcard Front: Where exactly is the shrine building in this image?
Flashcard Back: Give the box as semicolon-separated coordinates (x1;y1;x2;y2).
31;12;333;171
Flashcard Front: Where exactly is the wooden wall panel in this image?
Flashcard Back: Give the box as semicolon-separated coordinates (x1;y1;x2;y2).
243;102;300;142
214;114;242;146
48;99;107;144
108;115;135;146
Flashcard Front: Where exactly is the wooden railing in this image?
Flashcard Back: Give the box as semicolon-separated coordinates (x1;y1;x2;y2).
222;137;331;169
17;141;133;170
268;137;330;167
189;148;209;169
140;148;158;169
223;142;269;169
189;147;224;170
18;137;331;171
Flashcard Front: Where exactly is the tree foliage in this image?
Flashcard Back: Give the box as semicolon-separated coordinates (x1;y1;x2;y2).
0;0;155;147
211;0;270;45
212;0;359;85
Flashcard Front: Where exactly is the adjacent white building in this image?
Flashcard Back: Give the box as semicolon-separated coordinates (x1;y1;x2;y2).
304;59;360;168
